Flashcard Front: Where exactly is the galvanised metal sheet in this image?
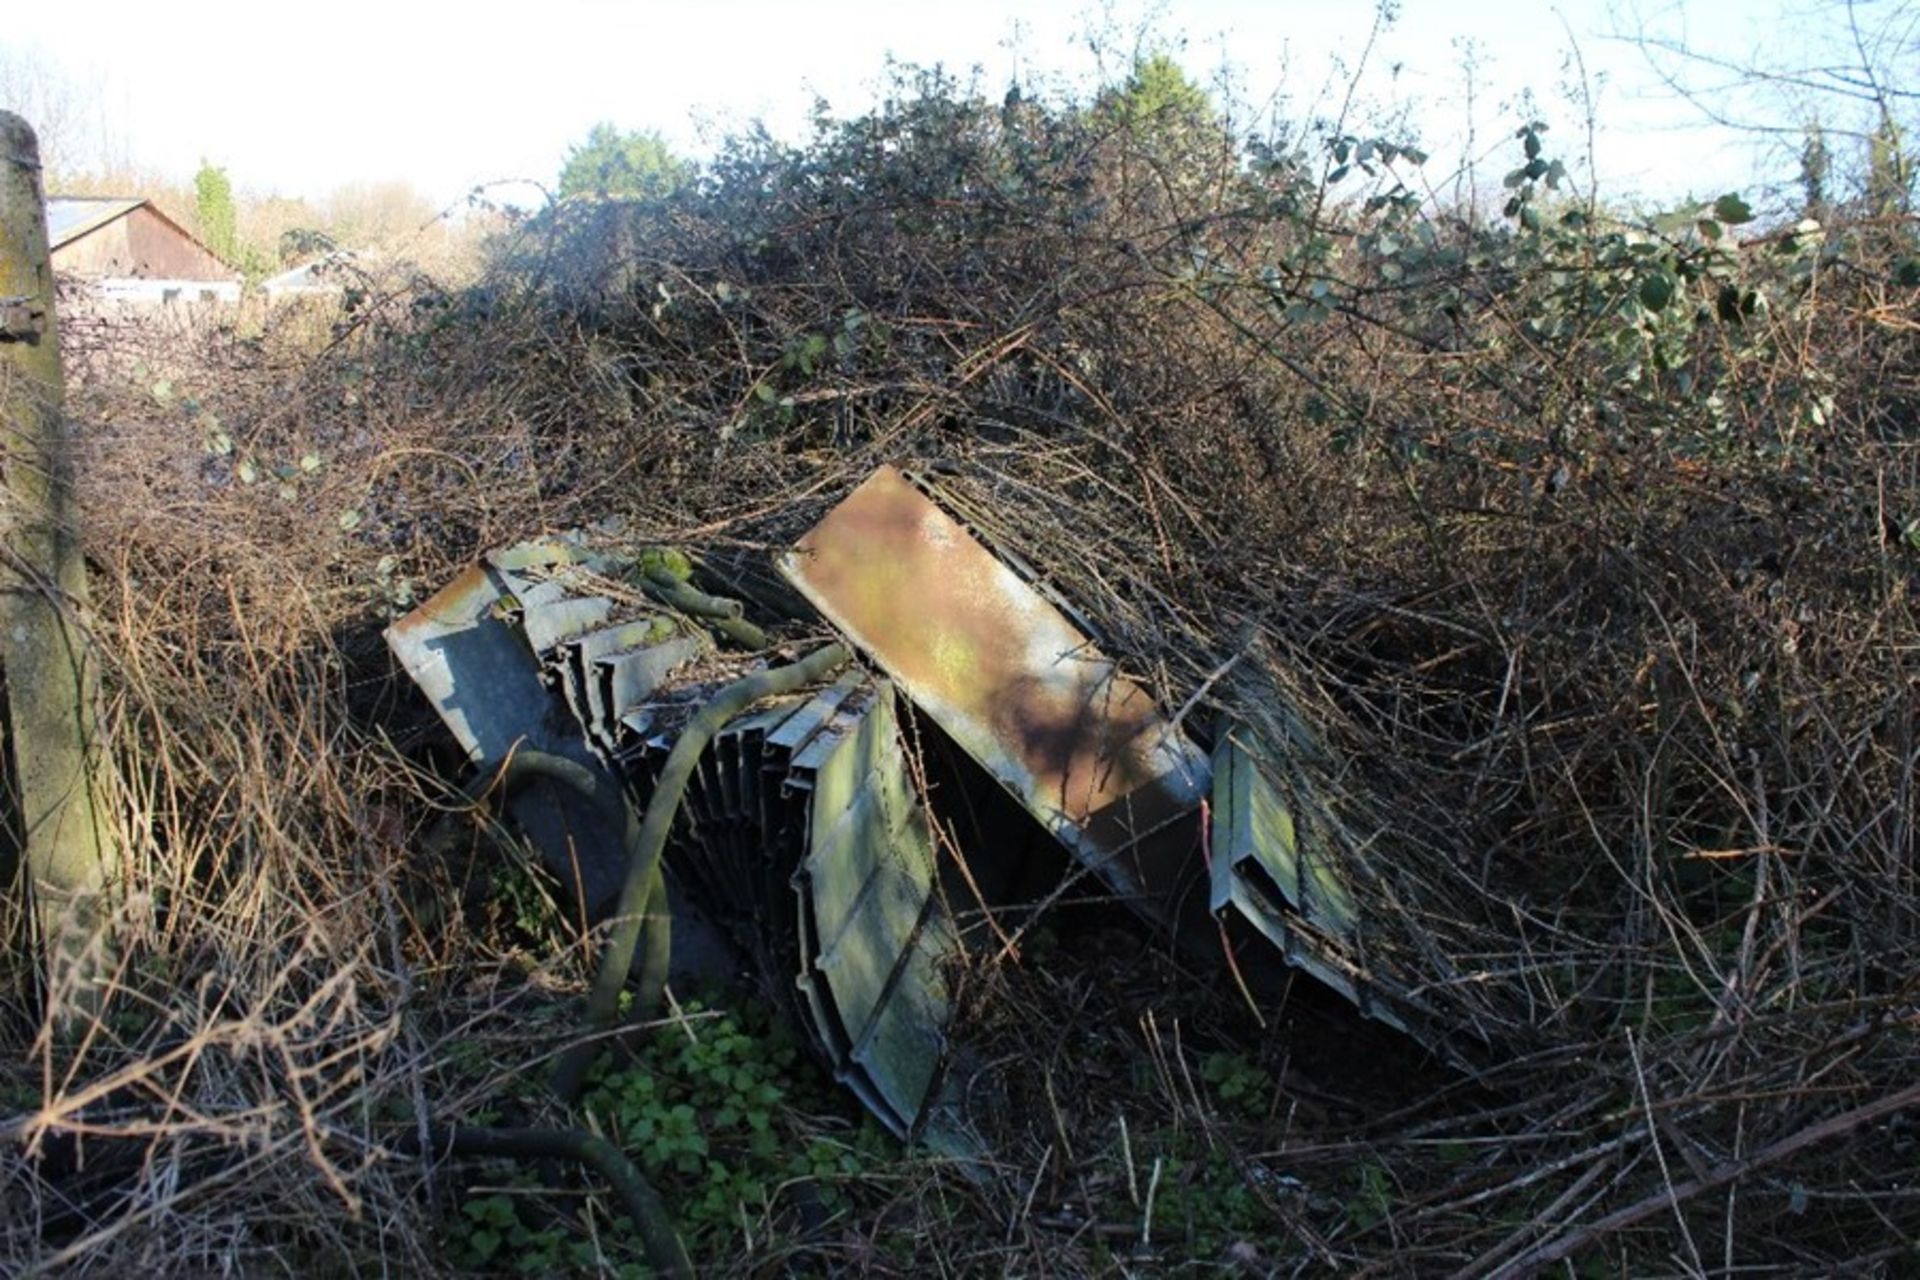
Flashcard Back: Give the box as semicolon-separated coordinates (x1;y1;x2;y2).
792;681;953;1136
1208;728;1449;1050
1210;730;1357;937
778;465;1210;914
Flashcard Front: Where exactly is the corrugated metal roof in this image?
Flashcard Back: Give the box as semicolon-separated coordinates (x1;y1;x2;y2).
45;197;144;250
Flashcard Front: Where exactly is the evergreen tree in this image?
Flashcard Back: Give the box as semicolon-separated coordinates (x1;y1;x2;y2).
1866;110;1912;217
1101;53;1215;133
558;124;690;199
193;160;237;262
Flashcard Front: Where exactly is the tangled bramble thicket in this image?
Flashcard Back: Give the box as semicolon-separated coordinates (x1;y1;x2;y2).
3;60;1917;1276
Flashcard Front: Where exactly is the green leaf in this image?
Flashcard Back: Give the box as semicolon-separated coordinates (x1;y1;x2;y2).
1638;273;1675;312
337;507;363;531
1696;218;1723;242
1523;131;1542;160
300;452;322;473
1712;193;1754;224
236;459;258;485
469;1229;501;1261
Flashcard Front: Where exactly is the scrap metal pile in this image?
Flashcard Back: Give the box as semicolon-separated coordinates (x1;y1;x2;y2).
390;465;1470;1146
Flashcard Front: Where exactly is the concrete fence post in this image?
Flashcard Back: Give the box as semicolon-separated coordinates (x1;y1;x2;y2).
0;110;114;1013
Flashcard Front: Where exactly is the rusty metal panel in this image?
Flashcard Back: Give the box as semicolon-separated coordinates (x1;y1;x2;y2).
777;465;1210;915
386;561;561;766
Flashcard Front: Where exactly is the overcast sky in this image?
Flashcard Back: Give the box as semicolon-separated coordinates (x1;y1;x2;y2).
2;1;1812;211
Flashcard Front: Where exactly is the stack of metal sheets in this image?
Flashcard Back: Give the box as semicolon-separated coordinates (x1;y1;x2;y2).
385;540;707;914
390;465;1474;1146
389;543;968;1142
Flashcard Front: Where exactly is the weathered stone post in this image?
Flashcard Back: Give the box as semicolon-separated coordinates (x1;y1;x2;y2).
0;111;114;1010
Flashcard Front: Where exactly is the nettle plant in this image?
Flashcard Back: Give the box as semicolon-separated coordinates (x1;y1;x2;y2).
584;1003;893;1250
451;1000;893;1272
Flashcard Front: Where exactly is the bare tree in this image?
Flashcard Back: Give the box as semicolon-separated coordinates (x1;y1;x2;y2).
1622;0;1916;213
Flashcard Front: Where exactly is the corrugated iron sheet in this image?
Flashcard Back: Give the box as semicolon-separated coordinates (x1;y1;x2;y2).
660;675;963;1144
391;543;968;1143
385;541;708;914
393;500;1479;1136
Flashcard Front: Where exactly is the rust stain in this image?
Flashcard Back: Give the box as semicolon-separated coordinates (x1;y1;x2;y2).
779;466;1208;903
